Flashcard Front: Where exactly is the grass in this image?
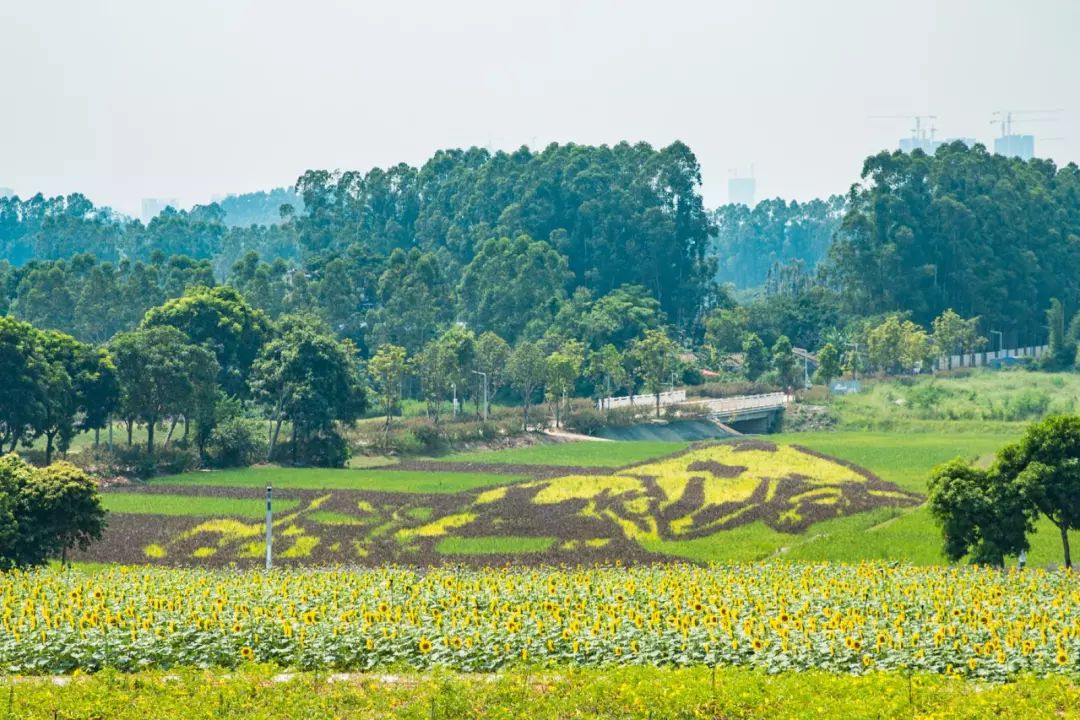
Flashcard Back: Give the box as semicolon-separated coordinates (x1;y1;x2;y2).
436;536;556;554
445;441;688;467
829;368;1080;431
102;493;298;518
770;430;1015;492
11;666;1080;719
154;466;522;493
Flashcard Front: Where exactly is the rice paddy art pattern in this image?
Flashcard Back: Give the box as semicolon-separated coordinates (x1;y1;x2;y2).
77;441;922;566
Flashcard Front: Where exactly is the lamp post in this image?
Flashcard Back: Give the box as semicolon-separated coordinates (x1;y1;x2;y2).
471;370;488;422
265;484;273;571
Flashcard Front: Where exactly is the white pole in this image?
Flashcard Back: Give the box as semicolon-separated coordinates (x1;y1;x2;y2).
265;484;273;571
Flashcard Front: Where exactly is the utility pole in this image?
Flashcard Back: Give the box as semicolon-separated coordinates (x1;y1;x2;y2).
471;370;488;421
265;484;273;571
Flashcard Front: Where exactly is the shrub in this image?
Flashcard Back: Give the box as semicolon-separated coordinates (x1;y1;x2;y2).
207;417;267;468
274;429;351;468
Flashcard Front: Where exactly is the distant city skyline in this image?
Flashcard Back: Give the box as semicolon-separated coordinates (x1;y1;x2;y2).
1;0;1077;215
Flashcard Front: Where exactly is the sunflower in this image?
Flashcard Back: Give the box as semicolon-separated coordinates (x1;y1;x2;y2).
1056;649;1069;666
240;646;254;661
418;637;433;653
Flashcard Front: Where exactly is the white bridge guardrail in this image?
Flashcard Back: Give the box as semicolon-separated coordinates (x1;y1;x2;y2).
691;392;790;416
599;390;790;415
598;389;686;410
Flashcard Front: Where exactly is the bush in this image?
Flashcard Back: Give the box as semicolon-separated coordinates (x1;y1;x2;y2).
207;417;267;468
274;429;351;468
1003;389;1051;421
82;444;200;479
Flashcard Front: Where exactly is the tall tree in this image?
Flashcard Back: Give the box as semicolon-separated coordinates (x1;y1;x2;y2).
249;315;366;465
928;458;1033;566
630;329;679;417
109;326;218;455
141;285;270;398
459;235;569;342
506;341;547;430
1000;416;1080;569
474;331;510;419
368;344;407;447
544;342;583;428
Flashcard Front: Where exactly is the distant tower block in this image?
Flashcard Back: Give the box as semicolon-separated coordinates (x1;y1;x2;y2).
141;197;178;223
728;176;756;207
994;134;1035;160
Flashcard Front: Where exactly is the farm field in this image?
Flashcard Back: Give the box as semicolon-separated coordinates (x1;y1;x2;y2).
16;666;1080;719
78;437;933;566
74;429;1080;568
444;440;688;467
6;563;1080;681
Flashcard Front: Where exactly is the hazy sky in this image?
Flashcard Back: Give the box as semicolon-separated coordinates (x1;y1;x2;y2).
2;0;1078;215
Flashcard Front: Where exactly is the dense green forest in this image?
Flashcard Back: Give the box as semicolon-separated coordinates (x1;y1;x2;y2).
711;195;845;288
216;187;302;227
2;140;1080;470
830;141;1080;344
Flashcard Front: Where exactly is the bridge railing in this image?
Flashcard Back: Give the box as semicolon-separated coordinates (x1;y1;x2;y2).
696;392;790;415
598;389;686;410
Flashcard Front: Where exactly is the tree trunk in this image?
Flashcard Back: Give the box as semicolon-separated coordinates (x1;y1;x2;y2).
164;417;179;448
126;419;133;446
94;427;100;448
1061;523;1073;570
146;419;155;455
522;395;531;431
655;392;661;418
267;394;285;461
45;433;54;465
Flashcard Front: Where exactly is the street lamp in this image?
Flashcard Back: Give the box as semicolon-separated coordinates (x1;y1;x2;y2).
265;484;273;571
990;330;1004;358
471;370;488;422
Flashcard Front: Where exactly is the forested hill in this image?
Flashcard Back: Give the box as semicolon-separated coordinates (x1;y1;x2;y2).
2;141;1079;356
829;141;1080;336
0;141;719;349
711;195;845;289
217;187;302;227
292;141;715;330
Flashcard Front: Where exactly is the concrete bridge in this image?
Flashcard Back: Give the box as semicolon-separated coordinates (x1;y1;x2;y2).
684;392;790;434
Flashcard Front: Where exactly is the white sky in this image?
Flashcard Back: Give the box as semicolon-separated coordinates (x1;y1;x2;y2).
1;0;1077;215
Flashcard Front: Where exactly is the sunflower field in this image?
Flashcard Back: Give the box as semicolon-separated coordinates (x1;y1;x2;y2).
2;563;1078;680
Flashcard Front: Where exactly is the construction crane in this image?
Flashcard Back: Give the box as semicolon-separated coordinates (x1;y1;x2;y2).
869;114;938;141
991;109;1063;137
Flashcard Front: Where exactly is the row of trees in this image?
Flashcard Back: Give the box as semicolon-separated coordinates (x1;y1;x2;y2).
828;143;1080;339
2;285;366;468
0;195;298;273
369;326;683;440
704;304;986;383
711;196;845;289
